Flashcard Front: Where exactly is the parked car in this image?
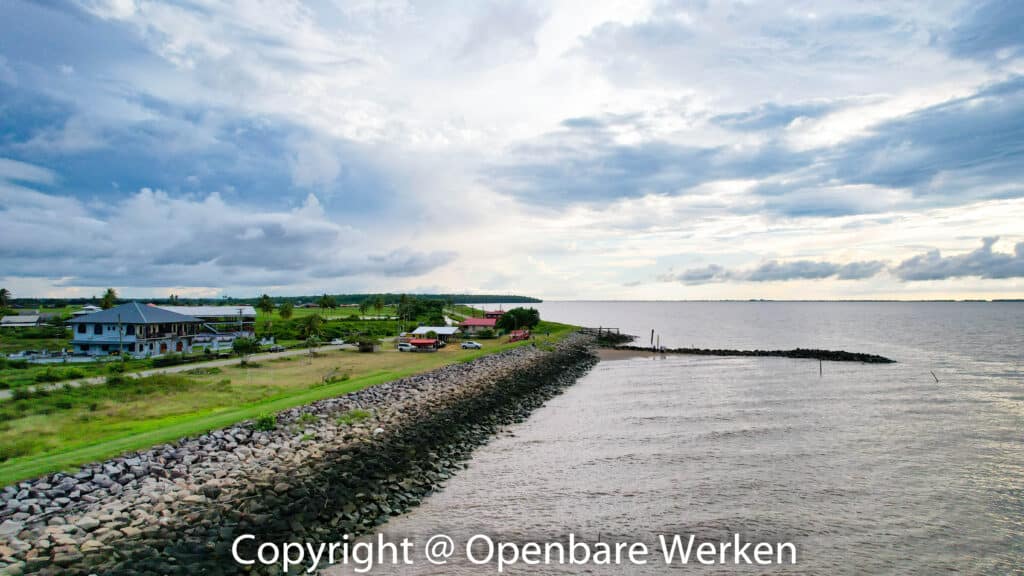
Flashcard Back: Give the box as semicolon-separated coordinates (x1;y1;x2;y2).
329;338;345;345
397;342;415;352
268;345;286;352
461;341;482;349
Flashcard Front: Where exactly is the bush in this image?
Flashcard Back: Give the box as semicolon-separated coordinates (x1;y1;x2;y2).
11;387;34;401
475;328;496;339
152;354;188;368
232;337;260;355
108;362;126;374
106;375;127;386
34;368;62;383
0;381;7;390
64;368;86;379
253;413;277;431
1;359;28;370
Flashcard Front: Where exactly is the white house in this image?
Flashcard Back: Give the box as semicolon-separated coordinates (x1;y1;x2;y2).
67;302;203;357
155;305;257;337
411;326;460;342
0;315;42;329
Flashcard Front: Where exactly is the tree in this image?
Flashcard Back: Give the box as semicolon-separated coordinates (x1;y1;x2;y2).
318;293;337;309
373;295;385;317
279;302;294;320
296;314;324;340
101;288;118;310
257;294;275;315
359;298;372;316
168;294;180;304
232;337;260;355
0;288;10;309
496;307;541;331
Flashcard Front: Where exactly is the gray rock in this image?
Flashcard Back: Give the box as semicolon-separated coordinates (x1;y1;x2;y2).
76;516;101;532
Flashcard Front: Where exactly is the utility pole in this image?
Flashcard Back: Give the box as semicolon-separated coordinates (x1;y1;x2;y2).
118;313;123;357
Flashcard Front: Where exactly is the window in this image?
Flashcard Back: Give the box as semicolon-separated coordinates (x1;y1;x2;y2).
77;324;86;334
93;324;102;335
101;345;109;351
81;345;90;352
126;325;135;336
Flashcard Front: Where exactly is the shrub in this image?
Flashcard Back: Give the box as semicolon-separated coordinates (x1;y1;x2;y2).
253;413;277;431
186;366;222;376
335;408;372;426
34;368;63;383
64;367;86;379
106;375;127;386
108;362;126;374
11;387;34;401
475;328;496;339
0;381;8;390
297;412;318;426
232;337;260;355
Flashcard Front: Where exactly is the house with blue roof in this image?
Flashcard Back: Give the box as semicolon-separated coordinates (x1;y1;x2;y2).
67;302;204;357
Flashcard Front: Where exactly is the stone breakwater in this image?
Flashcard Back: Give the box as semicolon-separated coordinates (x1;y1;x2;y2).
0;335;598;575
613;345;895;363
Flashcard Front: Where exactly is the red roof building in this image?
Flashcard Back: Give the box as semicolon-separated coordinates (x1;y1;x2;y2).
484;310;506;319
459;317;497;334
409;338;438;348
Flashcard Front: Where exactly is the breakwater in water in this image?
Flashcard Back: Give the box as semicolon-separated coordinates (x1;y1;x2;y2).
0;335;597;575
612;345;895;363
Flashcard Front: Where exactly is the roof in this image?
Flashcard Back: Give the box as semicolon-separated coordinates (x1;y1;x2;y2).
485;310;506;315
408;339;438;346
411;326;460;335
1;315;39;326
67;302;203;324
155;305;257;318
459;317;497;327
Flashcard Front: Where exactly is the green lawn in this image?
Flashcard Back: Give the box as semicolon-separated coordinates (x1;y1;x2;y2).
0;321;575;485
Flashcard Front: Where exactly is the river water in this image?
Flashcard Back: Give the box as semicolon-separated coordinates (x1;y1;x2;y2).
331;302;1023;575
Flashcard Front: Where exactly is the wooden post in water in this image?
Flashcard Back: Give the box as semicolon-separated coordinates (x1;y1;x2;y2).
819;359;822;377
650;329;655;349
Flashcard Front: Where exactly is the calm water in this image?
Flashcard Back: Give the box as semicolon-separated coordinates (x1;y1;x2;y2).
334;302;1023;575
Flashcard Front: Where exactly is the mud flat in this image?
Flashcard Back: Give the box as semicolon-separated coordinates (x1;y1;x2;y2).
0;335;597;575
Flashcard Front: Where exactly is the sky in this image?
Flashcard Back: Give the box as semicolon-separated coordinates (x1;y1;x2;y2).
1;0;1022;301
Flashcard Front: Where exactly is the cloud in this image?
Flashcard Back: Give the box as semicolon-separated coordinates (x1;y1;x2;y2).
946;0;1024;60
0;183;455;288
668;259;887;285
0;157;57;186
893;237;1024;280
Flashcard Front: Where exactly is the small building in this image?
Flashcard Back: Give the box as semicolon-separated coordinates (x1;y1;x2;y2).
155;305;256;337
67;302;203;357
408;338;439;351
410;326;460;342
508;329;530;342
484;310;506;319
0;315;42;329
459;317;497;335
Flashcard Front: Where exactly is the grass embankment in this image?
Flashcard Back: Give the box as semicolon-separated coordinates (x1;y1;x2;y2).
0;321;575;485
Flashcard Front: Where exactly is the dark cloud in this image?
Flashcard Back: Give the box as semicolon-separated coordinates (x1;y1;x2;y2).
893;237;1024;280
946;0;1024;59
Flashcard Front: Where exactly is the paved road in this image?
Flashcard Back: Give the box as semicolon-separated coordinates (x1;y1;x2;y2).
1;344;354;401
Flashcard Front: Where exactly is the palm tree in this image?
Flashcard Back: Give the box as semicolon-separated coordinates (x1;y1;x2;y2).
100;288;118;310
257;294;275;316
279;302;294;320
0;287;10;309
296;314;324;340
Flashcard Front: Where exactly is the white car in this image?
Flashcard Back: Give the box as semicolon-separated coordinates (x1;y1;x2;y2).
397;342;415;352
329;338;345;345
461;341;482;349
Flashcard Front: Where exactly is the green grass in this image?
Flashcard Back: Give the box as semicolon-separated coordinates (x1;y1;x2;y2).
335;408;372;426
0;321;576;485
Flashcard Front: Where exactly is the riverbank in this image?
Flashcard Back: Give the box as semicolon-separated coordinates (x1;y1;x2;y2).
0;333;596;575
0;322;574;484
